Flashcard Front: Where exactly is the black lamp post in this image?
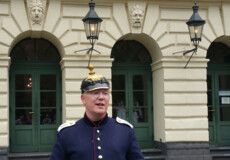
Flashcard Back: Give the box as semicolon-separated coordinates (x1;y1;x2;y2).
75;0;102;66
173;3;205;68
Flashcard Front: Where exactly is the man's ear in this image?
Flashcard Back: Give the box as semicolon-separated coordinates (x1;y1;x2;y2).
81;94;86;105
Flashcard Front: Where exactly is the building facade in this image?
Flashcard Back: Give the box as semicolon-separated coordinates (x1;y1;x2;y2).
0;0;230;159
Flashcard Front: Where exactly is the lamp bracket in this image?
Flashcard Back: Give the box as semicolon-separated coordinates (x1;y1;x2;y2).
172;46;197;55
172;46;198;68
74;45;101;67
184;49;197;68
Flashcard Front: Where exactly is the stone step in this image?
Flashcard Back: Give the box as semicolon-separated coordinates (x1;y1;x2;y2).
142;148;165;160
210;146;230;160
144;155;165;160
142;148;163;155
8;152;50;160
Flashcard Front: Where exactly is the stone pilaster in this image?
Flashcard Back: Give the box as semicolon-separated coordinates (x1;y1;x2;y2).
151;57;210;159
0;56;10;159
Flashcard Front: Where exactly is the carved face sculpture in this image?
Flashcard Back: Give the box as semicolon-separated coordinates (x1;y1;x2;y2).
130;5;144;27
30;6;43;24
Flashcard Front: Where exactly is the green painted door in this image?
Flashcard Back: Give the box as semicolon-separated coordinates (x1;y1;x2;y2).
10;69;61;152
9;38;61;152
207;42;230;146
208;70;230;146
112;64;153;148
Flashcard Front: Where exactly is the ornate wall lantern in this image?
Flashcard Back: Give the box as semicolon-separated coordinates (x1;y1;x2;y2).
174;3;205;68
82;0;102;47
186;3;205;49
75;0;102;66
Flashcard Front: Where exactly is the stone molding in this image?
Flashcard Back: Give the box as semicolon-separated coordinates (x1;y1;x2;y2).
151;57;209;71
0;57;11;68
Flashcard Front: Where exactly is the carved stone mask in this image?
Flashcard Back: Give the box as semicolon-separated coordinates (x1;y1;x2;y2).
130;5;144;27
30;6;43;23
28;0;44;24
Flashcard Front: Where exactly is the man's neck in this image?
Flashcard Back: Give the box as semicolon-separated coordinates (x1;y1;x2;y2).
85;112;106;121
84;112;108;127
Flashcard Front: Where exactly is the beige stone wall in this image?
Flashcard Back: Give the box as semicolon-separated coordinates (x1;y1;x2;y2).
0;0;230;147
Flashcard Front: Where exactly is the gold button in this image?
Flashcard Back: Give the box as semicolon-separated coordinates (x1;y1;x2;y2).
98;155;103;159
97;137;101;141
98;146;102;150
97;130;100;134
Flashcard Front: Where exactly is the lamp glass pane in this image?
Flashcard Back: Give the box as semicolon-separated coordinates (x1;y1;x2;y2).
84;21;90;39
89;23;98;37
188;25;203;40
84;20;101;41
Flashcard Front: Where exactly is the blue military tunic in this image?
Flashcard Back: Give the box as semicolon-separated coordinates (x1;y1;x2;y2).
50;114;144;160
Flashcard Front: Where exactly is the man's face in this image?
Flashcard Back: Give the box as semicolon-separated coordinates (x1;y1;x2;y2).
81;89;110;120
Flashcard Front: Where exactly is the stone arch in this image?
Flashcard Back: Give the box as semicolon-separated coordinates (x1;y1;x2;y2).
213;36;230;48
206;35;230;62
8;31;65;58
117;33;162;63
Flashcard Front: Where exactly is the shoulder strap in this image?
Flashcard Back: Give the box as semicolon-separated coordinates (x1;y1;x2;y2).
116;117;133;128
57;121;76;132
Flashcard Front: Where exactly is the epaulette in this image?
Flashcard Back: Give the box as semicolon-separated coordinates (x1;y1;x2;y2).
57;121;76;132
116;117;133;128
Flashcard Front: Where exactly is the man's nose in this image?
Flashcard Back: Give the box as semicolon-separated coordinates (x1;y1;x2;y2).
98;92;105;99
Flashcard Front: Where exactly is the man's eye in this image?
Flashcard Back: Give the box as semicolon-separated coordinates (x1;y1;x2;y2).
93;92;99;95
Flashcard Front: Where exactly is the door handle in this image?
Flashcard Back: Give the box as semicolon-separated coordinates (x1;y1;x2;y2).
29;112;35;114
209;109;216;112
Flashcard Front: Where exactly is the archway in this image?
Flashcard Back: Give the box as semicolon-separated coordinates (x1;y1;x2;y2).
207;40;230;146
111;40;153;148
9;38;62;152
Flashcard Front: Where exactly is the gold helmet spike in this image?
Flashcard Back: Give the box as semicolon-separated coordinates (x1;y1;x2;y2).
88;65;95;75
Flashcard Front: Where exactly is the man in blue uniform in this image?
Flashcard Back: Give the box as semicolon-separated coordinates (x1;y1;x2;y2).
50;65;144;160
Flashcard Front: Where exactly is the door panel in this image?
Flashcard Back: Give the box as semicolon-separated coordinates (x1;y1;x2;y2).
112;69;153;148
217;73;230;145
38;72;60;151
112;74;128;120
11;72;36;152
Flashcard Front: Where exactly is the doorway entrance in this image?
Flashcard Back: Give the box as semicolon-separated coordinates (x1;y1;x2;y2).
111;40;153;148
10;38;62;152
207;42;230;146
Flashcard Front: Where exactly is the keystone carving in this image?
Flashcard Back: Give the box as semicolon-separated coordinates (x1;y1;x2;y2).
27;0;46;25
129;5;144;28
